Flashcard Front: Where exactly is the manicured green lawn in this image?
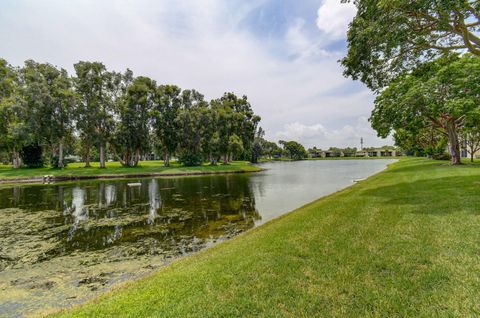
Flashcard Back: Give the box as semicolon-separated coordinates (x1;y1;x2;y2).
53;158;480;317
0;161;260;180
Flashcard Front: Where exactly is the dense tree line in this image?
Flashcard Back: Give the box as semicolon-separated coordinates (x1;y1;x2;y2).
0;59;261;168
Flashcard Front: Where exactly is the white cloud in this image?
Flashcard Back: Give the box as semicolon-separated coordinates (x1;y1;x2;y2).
316;0;357;39
285;18;331;60
0;0;391;148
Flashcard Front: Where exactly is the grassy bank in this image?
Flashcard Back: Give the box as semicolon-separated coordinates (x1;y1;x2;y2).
53;158;480;317
0;161;261;182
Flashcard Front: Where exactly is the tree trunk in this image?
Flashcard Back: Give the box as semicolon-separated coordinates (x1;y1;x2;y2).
134;149;140;167
12;147;20;169
471;151;474;163
58;139;64;168
446;121;461;165
99;143;106;168
84;141;91;168
164;153;170;167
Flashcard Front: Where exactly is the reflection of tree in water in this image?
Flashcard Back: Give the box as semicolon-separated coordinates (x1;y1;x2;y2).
0;174;260;265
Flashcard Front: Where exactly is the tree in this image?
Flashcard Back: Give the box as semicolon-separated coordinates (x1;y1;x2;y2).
113;76;155;167
462;126;480;162
0;59;24;168
211;93;260;163
342;0;480;90
228;134;244;160
175;93;209;166
20;143;44;168
200;107;221;165
394;127;447;157
34;63;75;168
370;54;480;165
16;60;74;167
251;127;265;163
279;140;307;160
263;141;282;159
74;61;121;168
152;85;182;166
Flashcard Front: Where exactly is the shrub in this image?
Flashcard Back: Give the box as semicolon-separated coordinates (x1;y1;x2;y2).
20;144;44;168
178;152;204;166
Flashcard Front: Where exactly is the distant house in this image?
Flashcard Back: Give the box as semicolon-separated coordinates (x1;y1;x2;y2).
461;148;480;159
356;146;400;157
308;146;399;158
308;147;357;158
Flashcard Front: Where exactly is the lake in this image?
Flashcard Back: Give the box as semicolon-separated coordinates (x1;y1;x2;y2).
0;159;396;317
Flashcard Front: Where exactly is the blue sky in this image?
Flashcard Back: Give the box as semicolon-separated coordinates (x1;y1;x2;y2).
0;0;392;148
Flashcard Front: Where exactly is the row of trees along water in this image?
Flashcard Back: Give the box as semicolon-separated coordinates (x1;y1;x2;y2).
0;59;262;168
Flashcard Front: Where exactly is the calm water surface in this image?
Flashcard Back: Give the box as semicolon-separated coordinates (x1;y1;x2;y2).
0;159;395;317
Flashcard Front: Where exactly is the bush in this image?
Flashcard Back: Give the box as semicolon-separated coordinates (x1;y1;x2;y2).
20;144;44;168
51;155;70;168
432;152;451;161
178;152;204;166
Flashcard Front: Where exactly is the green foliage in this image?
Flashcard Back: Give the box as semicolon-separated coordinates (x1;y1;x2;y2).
20;144;44;168
211;93;260;163
74;61;130;167
228;134;244;159
0;58;262;169
50;155;68;168
177;152;204;166
371;54;480;164
279;140;307;160
114;76;156;167
174;92;208;165
342;0;480;90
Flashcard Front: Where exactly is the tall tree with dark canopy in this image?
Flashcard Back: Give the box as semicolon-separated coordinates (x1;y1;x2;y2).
74;61;120;168
279;140;307;160
152;85;182;166
342;0;480;90
370;54;480;165
37;63;75;168
114;76;155;167
0;59;23;168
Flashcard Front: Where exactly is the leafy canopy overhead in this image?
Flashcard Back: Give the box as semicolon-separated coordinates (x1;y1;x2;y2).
370;53;480;164
342;0;480;90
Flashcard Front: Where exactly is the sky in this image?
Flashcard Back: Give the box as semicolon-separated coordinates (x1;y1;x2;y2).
0;0;393;149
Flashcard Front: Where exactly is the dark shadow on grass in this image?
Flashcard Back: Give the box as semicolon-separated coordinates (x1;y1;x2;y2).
361;175;480;215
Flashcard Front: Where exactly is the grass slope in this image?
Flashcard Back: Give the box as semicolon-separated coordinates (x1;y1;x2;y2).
54;158;480;317
0;161;260;180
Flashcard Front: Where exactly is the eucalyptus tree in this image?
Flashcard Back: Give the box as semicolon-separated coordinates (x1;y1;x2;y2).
342;0;480;90
251;127;265;163
371;54;480;165
0;59;24;168
74;61;121;168
15;61;60;166
228;134;244;160
151;85;182;166
113;76;155;167
200;107;221;165
262;140;282;159
175;90;209;166
279;140;307;160
211;92;260;163
36;63;75;168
